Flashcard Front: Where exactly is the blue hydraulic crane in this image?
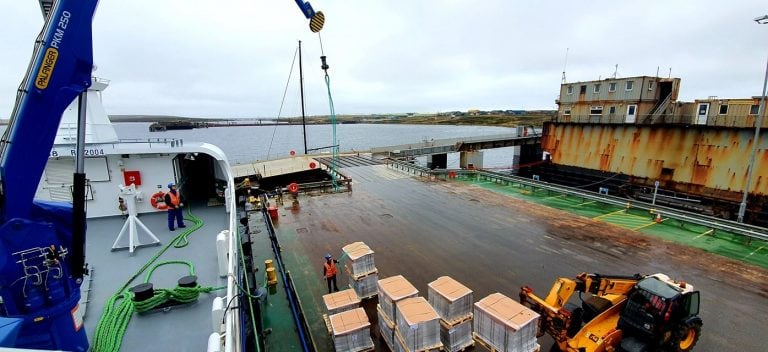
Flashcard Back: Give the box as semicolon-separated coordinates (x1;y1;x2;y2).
0;0;98;350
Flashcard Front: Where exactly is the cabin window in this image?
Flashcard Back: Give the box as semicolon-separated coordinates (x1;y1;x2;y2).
608;82;616;92
648;81;654;91
580;85;587;94
594;84;601;93
567;86;574;95
563;109;571;115
750;104;760;115
590;106;603;115
626;81;634;91
609;106;616;114
719;105;728;115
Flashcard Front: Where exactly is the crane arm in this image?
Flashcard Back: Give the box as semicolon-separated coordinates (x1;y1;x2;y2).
0;0;98;220
0;1;98;350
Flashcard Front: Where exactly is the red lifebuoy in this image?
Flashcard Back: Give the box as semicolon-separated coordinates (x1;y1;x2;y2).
150;191;168;210
287;183;299;193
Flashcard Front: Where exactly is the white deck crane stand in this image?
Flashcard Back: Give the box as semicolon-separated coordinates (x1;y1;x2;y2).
111;184;161;253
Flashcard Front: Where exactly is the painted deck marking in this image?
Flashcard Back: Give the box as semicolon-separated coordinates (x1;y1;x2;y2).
693;229;715;240
745;245;766;259
576;200;597;207
544;194;566;200
593;209;630;220
633;219;666;231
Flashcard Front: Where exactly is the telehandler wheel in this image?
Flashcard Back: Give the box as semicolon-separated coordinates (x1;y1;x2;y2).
674;320;702;351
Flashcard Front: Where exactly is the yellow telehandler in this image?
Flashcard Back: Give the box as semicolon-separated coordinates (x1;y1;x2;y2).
519;273;702;352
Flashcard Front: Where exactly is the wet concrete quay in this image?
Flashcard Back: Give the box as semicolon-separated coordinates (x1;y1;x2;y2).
269;165;768;351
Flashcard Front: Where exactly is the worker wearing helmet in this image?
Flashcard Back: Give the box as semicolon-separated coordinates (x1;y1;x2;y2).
164;182;186;231
322;254;340;293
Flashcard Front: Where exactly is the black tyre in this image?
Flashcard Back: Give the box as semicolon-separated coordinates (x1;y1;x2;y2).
673;320;702;352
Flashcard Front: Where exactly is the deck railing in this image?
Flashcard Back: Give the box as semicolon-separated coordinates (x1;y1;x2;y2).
386;159;768;242
555;114;768;128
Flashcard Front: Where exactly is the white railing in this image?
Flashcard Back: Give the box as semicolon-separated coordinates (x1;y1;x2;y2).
223;159;241;352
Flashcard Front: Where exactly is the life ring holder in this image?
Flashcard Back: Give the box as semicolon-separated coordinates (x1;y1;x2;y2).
150;191;168;210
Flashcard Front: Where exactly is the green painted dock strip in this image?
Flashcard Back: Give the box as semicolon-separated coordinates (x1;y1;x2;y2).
456;175;768;269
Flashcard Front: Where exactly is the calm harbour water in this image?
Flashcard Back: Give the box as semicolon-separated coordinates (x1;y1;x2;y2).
114;123;521;169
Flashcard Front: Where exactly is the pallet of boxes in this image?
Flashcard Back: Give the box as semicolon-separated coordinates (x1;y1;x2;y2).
395;296;443;352
377;275;443;352
376;275;417;351
473;293;541;352
428;276;474;352
343;242;378;300
323;288;374;351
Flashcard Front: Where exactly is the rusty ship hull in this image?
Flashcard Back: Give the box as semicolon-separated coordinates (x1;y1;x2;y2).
541;121;768;223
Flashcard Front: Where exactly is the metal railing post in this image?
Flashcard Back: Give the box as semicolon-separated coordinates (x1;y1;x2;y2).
738;45;768;222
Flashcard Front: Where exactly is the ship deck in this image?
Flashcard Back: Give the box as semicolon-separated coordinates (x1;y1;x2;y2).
272;164;768;352
82;204;228;351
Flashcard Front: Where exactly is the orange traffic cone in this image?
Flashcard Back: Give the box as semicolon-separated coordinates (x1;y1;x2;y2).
654;212;662;223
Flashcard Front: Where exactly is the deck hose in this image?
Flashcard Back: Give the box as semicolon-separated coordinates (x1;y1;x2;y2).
91;208;225;352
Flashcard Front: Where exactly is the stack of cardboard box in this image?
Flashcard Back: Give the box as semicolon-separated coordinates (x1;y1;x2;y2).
428;276;474;352
394;297;443;352
323;288;361;315
474;293;540;352
376;275;419;350
343;242;378;299
329;307;374;352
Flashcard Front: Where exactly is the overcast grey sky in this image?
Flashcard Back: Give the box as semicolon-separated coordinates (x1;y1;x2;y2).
1;1;767;118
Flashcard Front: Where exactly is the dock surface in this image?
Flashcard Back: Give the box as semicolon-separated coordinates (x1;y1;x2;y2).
271;164;768;351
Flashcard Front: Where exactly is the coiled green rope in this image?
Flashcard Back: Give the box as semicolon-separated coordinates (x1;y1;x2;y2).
91;208;225;352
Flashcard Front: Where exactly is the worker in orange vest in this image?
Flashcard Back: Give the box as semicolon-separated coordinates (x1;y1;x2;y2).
164;182;186;231
323;254;340;293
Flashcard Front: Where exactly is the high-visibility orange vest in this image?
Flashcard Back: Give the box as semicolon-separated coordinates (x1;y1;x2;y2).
167;191;180;207
324;261;337;278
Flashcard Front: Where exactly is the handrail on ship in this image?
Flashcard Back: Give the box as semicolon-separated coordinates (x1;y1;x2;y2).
260;194;313;352
386;159;768;242
224;163;241;352
54;137;186;148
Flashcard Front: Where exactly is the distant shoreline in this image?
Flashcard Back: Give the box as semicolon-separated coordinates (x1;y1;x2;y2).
109;112;555;128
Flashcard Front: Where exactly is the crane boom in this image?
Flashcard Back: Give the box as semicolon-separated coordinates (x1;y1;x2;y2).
0;1;98;350
1;0;97;220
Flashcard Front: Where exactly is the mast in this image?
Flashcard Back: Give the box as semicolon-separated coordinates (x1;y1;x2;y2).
299;40;308;154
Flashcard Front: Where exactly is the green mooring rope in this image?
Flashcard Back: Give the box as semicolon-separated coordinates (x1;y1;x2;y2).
91;208;225;352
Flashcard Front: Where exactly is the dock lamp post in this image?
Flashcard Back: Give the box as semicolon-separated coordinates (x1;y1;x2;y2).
738;14;768;223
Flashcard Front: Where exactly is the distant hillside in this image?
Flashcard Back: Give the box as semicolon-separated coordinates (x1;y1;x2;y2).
104;112;557;127
108;115;220;122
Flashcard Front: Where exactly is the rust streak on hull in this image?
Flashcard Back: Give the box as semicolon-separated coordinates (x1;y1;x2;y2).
542;122;768;199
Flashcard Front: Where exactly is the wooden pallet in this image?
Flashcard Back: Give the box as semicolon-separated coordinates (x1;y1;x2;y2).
359;292;377;300
376;304;395;329
380;330;396;352
345;265;378;280
444;340;474;352
333;339;375;352
323;314;333;335
471;334;497;352
439;314;472;329
471;333;540;352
